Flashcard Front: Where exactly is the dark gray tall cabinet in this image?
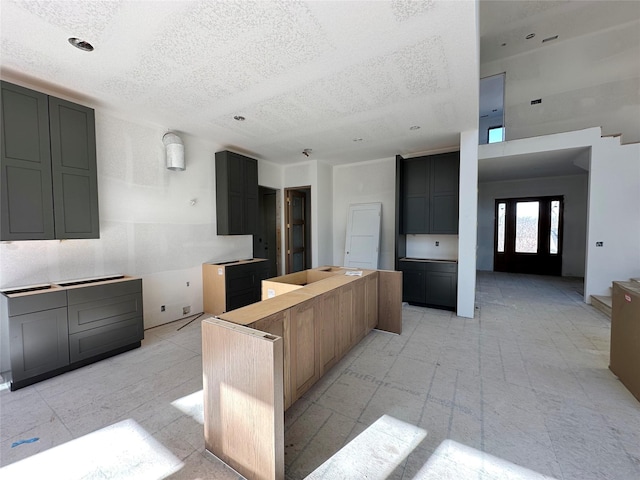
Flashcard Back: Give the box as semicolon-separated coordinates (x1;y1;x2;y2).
215;150;258;235
400;151;459;235
1;81;99;241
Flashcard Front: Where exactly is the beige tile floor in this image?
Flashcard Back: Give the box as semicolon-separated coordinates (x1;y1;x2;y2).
1;272;639;479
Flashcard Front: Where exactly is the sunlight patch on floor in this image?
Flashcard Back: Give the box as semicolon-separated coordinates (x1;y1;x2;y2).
307;414;427;479
414;439;557;480
0;419;183;479
171;389;204;425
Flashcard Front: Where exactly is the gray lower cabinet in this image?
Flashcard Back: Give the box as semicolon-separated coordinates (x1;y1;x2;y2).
225;261;270;311
5;290;69;384
1;278;143;390
399;260;457;310
67;280;143;363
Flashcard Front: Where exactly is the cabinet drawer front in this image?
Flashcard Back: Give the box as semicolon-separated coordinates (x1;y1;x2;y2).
424;262;457;273
67;279;142;305
7;290;67;316
69;317;143;363
227;289;258;312
67;292;143;334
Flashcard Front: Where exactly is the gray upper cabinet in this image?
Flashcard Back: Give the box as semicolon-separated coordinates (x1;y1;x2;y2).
429;152;460;234
400;152;460;235
49;96;99;239
215;150;258;235
1;81;55;240
0;81;99;241
402;157;430;234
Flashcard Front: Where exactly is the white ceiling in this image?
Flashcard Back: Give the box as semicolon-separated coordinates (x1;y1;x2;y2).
0;0;636;175
478;147;590;183
0;0;479;166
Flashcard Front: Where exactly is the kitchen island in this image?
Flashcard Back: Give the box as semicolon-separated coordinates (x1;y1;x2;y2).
201;266;402;480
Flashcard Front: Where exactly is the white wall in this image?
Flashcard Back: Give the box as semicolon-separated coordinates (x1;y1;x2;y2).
586;138;640;297
457;130;479;318
481;21;640;144
332;157;396;270
406;235;458;260
312;160;334;267
477;174;588;276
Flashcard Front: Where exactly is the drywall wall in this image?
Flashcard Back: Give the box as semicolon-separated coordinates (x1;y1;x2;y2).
312;160;334;267
481;20;640;144
332;157;395;270
477;174;588;276
479;127;640;301
458;129;479;318
586;138;640;297
406;235;458;260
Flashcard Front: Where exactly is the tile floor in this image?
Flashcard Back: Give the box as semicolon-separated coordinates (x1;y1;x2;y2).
1;272;639;479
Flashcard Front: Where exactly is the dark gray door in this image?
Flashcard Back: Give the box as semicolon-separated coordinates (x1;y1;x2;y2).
49;96;99;239
9;307;69;382
0;81;55;240
254;186;278;277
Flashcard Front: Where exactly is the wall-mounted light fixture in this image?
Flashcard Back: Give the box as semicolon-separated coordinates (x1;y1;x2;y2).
163;132;185;171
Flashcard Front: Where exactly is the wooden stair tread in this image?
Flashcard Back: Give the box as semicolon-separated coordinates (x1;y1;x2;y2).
591;294;612;318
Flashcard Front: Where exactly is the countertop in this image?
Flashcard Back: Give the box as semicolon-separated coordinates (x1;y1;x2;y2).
0;274;139;298
400;257;458;263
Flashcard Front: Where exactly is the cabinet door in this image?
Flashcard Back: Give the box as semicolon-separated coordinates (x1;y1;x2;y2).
399;261;426;304
365;273;378;333
244;157;258;235
425;269;457;309
251;310;291;409
430;152;459;234
0;81;55;240
9;307;69;382
49;97;99;239
402;156;430;234
289;299;320;402
337;283;353;357
318;290;339;375
351;279;366;345
215;151;259;235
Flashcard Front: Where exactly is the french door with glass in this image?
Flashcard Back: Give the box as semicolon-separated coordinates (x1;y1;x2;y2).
494;196;563;275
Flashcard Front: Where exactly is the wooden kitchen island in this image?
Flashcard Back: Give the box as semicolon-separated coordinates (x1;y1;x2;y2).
201;266;402;480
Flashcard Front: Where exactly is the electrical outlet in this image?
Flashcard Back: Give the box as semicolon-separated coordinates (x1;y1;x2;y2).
183;306;191;315
186;281;190;287
435;241;439;246
596;241;603;247
161;305;166;312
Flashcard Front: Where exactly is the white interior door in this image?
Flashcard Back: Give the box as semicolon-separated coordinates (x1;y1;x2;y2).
344;203;382;269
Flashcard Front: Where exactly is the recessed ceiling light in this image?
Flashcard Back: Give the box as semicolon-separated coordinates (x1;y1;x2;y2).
542;35;559;43
353;138;363;142
525;33;535;40
68;37;94;51
501;42;507;47
409;125;420;131
302;148;312;157
233;115;245;121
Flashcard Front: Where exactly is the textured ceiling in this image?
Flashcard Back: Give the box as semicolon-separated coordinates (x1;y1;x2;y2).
0;0;479;165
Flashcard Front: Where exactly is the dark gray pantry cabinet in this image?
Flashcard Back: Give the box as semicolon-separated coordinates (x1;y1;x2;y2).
0;81;99;241
400;151;460;235
215;150;258;236
1;277;143;390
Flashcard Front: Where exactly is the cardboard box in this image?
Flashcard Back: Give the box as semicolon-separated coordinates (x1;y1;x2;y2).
610;281;640;402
